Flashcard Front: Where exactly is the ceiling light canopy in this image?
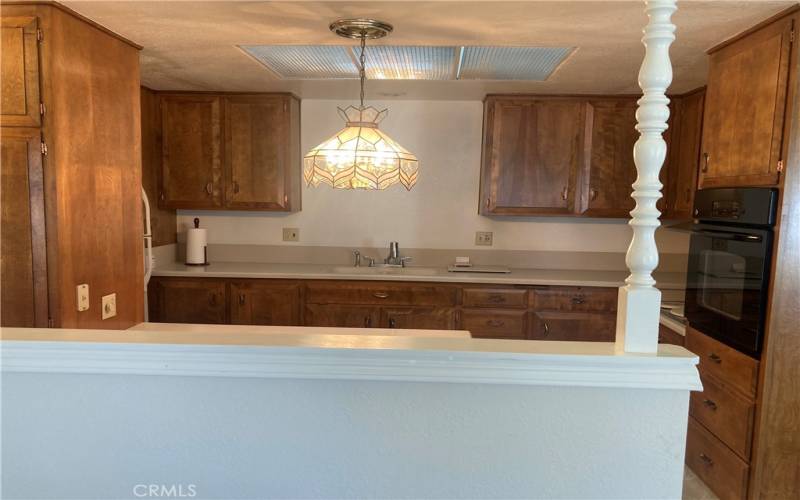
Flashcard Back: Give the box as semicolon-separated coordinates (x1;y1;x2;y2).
303;19;419;191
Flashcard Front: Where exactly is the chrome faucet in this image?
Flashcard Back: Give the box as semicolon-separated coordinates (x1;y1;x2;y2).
353;250;361;267
385;241;412;267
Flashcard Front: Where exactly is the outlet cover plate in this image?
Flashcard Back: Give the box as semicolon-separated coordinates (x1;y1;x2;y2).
76;284;89;312
101;293;117;320
475;231;493;246
283;227;300;242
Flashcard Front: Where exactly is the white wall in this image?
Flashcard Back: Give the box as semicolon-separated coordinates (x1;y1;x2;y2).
178;99;689;254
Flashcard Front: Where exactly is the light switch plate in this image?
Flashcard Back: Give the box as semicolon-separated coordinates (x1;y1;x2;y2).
76;284;89;312
283;227;300;242
101;293;117;320
475;231;493;246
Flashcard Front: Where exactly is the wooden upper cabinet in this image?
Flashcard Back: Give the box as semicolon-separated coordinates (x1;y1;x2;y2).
160;94;222;209
224;95;300;211
0;127;48;327
480;97;588;215
581;99;638;217
0;16;40;127
699;16;794;188
663;89;705;219
230;281;300;326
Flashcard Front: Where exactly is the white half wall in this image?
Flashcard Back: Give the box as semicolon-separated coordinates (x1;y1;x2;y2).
177;99;689;254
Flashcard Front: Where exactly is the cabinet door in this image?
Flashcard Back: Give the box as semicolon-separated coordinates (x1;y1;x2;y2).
381;307;456;330
1;16;40;127
663;90;704;219
529;311;616;342
582;100;638;217
160;95;222;208
481;98;587;215
230;281;300;326
699;17;793;188
149;279;226;324
304;304;379;328
224;95;297;211
0;127;48;327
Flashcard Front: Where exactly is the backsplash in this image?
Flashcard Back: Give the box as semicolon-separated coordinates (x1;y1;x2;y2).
176;99;690;258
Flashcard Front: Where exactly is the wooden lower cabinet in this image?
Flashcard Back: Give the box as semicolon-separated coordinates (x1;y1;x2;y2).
690;374;755;460
461;309;526;339
686;417;750;500
230;281;300;326
529;311;616;341
304;304;379;328
381;307;456;330
149;279;226;324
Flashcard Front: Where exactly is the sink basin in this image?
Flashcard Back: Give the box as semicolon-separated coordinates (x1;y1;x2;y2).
331;266;440;276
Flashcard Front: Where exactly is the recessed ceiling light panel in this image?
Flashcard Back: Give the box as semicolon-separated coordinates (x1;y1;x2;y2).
241;45;357;79
458;46;574;81
364;46;455;80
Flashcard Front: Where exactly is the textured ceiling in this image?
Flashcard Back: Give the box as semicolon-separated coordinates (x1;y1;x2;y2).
63;1;796;99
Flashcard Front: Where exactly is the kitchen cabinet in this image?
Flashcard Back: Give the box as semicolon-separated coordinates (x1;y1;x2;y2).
304;304;380;328
160;94;223;209
157;92;301;212
662;89;705;219
686;417;750;500
230;281;300;326
480;96;588;215
461;309;526;339
529;311;616;341
1;15;40;127
581;99;638;217
224;95;301;211
698;16;794;188
0;127;47;327
381;307;456;330
149;279;227;324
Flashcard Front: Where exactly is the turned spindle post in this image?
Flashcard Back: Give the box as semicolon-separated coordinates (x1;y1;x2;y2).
616;0;676;353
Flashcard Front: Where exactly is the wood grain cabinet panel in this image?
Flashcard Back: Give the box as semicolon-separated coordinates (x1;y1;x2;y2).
662;89;704;219
480;97;588;215
462;288;527;308
461;309;526;339
0;15;40;127
699;16;793;188
160;95;222;209
685;326;759;398
581;99;638;217
690;374;755;460
305;282;457;307
657;324;685;346
381;307;456;330
149;279;226;324
530;286;618;312
304;303;379;328
223;95;300;211
686;417;750;500
529;311;616;342
0;127;47;327
230;281;300;326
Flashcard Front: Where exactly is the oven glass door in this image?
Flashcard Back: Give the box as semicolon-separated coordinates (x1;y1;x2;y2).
684;223;772;357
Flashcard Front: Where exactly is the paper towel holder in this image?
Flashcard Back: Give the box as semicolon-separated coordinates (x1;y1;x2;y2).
185;217;210;266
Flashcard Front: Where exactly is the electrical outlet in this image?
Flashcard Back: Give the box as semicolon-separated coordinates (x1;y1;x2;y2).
282;227;300;242
76;284;89;312
475;231;493;246
101;293;117;320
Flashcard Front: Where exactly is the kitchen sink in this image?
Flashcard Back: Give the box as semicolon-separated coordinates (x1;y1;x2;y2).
331;266;440;276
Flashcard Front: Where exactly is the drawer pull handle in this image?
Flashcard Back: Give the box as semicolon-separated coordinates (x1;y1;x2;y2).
699;453;714;466
708;353;722;364
571;296;585;305
238;294;245;306
486;319;505;328
364;316;372;328
561;186;568;201
373;292;389;299
388;318;396;329
702;152;710;173
702;399;718;411
487;294;506;303
205;182;213;195
543;321;550;337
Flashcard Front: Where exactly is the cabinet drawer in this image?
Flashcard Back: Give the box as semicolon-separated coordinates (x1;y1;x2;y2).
382;307;456;330
462;288;527;308
686;417;749;500
690;375;755;460
305;282;457;306
530;287;617;312
462;309;526;340
529;311;616;342
686;326;759;398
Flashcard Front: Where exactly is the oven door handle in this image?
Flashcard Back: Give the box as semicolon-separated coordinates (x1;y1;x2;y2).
691;229;762;242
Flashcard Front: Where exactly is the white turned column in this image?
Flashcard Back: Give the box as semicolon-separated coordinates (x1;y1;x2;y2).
616;0;676;353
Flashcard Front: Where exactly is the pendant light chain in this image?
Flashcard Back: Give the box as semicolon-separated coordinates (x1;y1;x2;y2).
359;33;367;109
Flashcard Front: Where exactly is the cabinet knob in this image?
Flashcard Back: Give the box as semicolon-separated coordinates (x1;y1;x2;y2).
699;453;714;467
238;294;245;306
702;152;710;173
372;292;389;299
364;316;372;328
543;321;550;337
159;192;165;201
708;352;722;364
485;197;491;209
702;399;718;411
561;186;568;201
571;295;585;305
388;318;397;328
284;194;288;205
589;188;598;201
205;182;213;195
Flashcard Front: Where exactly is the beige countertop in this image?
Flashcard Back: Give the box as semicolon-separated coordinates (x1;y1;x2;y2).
152;261;687;289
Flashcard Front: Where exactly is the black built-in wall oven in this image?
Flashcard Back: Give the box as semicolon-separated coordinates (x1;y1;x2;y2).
684;188;778;358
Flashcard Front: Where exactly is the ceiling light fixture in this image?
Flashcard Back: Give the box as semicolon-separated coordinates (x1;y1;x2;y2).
303;19;419;190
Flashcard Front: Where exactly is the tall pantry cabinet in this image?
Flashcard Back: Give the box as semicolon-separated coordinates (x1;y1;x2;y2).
0;2;144;329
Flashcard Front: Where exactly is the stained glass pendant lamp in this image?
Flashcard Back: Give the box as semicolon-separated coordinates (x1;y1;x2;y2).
303;19;419;190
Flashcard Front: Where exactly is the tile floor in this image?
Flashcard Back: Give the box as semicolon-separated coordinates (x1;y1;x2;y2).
683;466;719;499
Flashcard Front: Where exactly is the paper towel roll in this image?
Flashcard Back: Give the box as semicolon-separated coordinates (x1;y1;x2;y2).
186;219;208;265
